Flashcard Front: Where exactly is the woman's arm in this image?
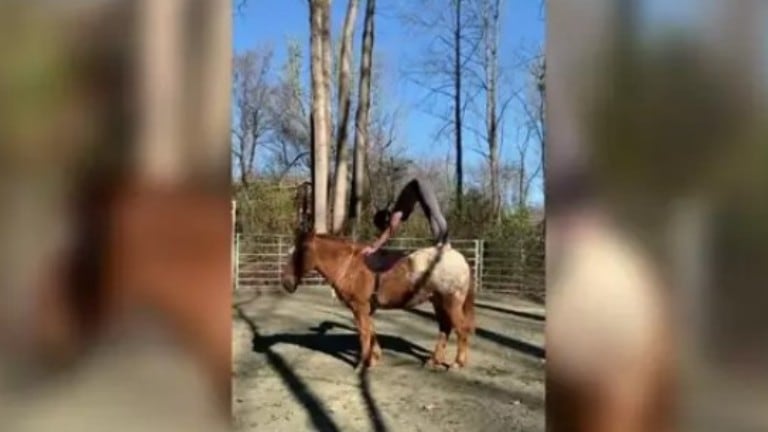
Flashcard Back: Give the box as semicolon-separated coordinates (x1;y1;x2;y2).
363;211;402;255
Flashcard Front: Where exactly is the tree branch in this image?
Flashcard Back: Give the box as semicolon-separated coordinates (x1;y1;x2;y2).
278;151;311;180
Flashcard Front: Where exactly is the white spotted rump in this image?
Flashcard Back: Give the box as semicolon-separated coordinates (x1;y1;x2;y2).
406;245;471;299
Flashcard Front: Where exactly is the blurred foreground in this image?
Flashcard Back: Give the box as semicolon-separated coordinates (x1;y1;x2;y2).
0;1;230;430
548;1;768;431
5;0;768;430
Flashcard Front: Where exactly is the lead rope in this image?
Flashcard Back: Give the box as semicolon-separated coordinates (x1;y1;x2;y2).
334;247;381;313
329;249;356;301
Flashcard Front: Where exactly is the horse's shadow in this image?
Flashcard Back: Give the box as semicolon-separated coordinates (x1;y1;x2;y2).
251;320;432;367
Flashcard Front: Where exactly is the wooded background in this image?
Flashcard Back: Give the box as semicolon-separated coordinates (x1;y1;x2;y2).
232;0;546;299
232;0;545;231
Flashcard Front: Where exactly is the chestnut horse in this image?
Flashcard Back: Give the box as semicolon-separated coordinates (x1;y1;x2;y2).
281;229;475;370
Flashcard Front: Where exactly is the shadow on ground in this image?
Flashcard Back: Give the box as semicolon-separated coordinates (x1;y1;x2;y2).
236;307;432;432
235;296;545;432
473;301;546;322
235;307;343;432
251;320;432;368
403;308;546;359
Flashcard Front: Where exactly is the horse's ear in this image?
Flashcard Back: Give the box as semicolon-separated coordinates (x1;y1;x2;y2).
293;225;315;241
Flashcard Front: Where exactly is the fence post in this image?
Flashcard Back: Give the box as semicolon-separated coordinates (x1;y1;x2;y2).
234;233;240;291
473;239;481;293
478;239;484;293
277;235;284;287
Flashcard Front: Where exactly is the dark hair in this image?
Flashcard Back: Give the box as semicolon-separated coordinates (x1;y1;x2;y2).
373;209;391;232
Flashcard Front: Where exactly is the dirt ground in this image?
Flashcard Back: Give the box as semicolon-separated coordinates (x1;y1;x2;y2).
233;287;545;432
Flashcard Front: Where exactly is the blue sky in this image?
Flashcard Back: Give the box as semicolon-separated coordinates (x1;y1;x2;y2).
234;0;545;206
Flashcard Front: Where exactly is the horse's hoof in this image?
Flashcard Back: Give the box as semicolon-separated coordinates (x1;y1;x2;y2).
426;358;449;369
355;361;374;373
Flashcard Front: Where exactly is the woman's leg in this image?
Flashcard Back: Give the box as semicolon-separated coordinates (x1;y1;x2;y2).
416;179;449;245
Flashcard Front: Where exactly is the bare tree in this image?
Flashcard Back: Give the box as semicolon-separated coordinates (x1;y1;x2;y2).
536;55;546;189
265;39;311;179
330;0;359;233
349;0;376;238
320;0;334;216
232;48;273;185
400;0;483;213
360;57;422;222
308;0;332;233
365;113;407;212
452;0;464;210
365;66;407;210
415;156;454;207
515;52;545;208
481;0;502;218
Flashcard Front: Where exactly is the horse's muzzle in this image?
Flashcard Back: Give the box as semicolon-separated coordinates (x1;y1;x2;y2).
281;276;297;293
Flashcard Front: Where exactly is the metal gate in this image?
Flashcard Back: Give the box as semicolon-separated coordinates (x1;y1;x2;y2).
234;234;483;292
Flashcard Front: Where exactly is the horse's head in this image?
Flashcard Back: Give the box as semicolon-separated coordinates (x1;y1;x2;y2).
281;229;317;293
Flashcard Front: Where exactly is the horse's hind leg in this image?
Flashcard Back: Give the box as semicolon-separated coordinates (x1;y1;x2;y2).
446;293;469;368
427;296;452;368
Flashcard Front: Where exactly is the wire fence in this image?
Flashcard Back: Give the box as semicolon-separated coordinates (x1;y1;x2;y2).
235;233;544;301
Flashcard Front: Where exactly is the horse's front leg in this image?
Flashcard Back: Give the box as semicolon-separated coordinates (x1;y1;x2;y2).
370;321;382;365
353;308;375;371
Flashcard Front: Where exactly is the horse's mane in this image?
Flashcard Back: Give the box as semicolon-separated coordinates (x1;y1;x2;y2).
313;232;410;273
313;233;364;251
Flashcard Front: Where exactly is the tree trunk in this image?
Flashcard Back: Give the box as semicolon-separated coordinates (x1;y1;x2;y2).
196;0;231;186
320;0;334;225
137;0;183;184
133;0;234;404
484;0;501;221
238;148;248;186
537;56;546;200
309;0;330;233
350;0;375;239
518;159;526;209
453;0;463;212
331;0;359;234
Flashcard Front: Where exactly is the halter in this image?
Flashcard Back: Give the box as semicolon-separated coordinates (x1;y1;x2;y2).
309;238;384;312
334;249;356;286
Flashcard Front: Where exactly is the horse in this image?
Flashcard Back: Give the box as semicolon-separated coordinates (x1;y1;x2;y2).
280;229;475;370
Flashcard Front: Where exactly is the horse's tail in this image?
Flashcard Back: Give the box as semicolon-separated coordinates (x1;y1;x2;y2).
463;278;476;334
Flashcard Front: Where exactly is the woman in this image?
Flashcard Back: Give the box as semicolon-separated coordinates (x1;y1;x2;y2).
362;177;449;256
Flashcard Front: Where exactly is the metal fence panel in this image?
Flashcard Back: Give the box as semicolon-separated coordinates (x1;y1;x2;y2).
235;234;544;300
